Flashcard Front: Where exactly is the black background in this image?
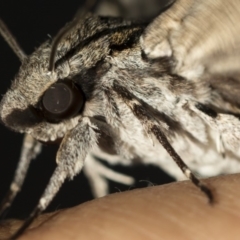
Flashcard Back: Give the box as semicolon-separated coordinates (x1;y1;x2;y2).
0;0;173;219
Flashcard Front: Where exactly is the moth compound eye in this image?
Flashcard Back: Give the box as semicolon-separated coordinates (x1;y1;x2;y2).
42;81;84;123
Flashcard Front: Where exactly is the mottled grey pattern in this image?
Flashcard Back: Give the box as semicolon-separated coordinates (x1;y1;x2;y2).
1;1;240;236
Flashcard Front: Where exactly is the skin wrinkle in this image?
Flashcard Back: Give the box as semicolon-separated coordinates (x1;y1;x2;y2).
31;192;160;240
177;179;240;239
120;196;180;239
108;187;204;240
103;199;162;240
63;200;154;240
73;194;161;240
173;213;207;240
166;200;213;240
87;202;123;240
127;188;206;240
157;201;227;239
31;207;111;240
74;201;124;240
144;181;234;239
0;174;237;240
98;203;161;240
150;189;209;240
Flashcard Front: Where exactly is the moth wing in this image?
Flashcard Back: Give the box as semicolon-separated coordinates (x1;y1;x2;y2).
141;0;240;108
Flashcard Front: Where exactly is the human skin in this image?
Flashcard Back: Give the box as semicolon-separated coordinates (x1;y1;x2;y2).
1;173;240;240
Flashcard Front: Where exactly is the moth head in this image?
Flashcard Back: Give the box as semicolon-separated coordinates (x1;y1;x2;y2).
0;42;83;139
0;15;114;142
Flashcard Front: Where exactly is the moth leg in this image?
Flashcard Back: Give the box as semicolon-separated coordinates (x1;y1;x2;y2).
112;82;213;203
10;118;99;240
85;118;134;197
84;153;134;198
0;134;41;217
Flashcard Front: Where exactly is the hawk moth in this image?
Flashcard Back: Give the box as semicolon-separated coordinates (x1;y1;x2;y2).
1;0;240;238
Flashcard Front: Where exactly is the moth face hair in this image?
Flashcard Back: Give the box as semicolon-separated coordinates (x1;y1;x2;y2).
0;15;146;142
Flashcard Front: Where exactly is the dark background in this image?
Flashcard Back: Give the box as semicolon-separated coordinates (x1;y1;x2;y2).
0;0;173;219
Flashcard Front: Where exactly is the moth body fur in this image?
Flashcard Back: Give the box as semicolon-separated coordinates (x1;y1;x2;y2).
1;1;240;237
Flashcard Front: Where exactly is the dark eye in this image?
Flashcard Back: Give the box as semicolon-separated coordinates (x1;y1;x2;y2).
41;81;84;123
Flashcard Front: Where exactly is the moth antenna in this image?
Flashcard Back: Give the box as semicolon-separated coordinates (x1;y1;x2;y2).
0;18;27;62
48;0;99;72
112;81;214;203
0;134;41;218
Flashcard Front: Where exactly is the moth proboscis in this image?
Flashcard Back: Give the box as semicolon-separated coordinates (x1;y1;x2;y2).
1;0;240;238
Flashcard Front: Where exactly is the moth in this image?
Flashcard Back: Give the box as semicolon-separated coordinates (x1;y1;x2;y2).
1;0;240;238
